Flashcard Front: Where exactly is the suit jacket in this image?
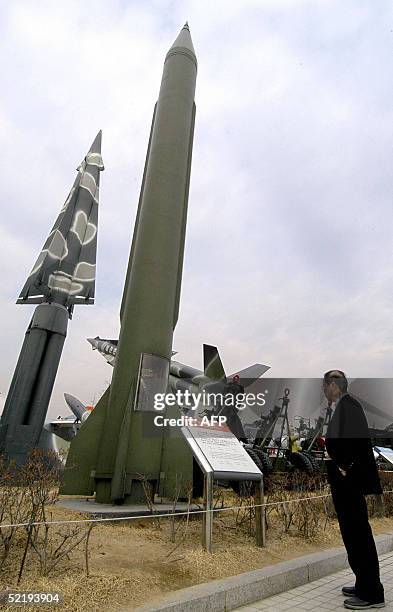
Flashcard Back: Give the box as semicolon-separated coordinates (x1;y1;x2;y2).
325;393;382;495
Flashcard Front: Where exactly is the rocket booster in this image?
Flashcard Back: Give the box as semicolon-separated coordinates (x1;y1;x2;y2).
94;24;197;502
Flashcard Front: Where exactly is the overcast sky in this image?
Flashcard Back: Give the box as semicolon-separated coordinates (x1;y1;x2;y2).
1;0;392;419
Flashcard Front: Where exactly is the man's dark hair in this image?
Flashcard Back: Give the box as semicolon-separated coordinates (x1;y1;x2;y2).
323;370;348;392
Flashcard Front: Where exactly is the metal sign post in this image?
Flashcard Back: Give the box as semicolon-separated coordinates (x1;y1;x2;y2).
182;422;264;552
202;472;214;552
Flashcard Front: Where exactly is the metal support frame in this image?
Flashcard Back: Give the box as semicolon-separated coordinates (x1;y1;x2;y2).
253;389;291;463
202;473;264;551
306;402;333;452
202;471;213;552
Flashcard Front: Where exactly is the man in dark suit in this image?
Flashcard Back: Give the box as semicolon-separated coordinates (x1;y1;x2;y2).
323;370;384;610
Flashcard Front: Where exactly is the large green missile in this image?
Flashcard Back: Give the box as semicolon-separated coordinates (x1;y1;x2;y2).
92;24;197;503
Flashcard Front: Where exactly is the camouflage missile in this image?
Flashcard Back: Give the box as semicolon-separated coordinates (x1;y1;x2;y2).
92;24;197;503
0;133;104;464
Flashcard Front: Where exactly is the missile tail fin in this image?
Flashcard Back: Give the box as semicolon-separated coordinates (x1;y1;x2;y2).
229;364;271;387
60;386;110;495
203;344;226;381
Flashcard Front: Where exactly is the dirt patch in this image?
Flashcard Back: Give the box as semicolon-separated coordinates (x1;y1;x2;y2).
1;495;393;611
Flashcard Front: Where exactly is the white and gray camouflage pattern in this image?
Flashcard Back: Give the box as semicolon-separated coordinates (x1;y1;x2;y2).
17;131;104;307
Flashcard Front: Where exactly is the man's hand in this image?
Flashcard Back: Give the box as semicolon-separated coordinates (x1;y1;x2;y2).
338;467;347;476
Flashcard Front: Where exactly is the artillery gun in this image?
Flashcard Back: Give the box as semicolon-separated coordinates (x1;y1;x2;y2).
250;389;334;476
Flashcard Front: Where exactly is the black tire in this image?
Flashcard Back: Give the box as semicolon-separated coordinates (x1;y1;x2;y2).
246;447;265;471
287;450;314;475
301;450;320;472
252;448;273;475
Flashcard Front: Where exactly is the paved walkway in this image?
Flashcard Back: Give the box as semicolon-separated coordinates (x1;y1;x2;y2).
236;551;393;611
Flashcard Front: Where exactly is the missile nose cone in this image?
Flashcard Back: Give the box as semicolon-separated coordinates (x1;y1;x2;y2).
89;130;102;154
64;392;77;406
86;338;98;351
167;23;197;66
83;131;104;171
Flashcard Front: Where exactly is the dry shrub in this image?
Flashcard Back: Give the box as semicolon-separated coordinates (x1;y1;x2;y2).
0;449;93;584
263;471;331;540
0;456;32;570
293;496;328;538
378;472;393;517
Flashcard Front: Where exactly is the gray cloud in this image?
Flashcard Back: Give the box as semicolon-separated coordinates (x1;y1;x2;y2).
1;0;392;419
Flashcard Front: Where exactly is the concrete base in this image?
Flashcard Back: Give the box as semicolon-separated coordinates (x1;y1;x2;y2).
57;497;200;518
127;532;393;612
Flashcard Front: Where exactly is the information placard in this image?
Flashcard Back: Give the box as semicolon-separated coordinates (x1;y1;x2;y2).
181;421;265;552
182;422;262;481
134;353;169;411
375;446;393;467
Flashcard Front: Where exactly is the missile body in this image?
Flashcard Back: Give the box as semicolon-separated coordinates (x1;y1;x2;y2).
93;25;197;503
0;134;103;464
